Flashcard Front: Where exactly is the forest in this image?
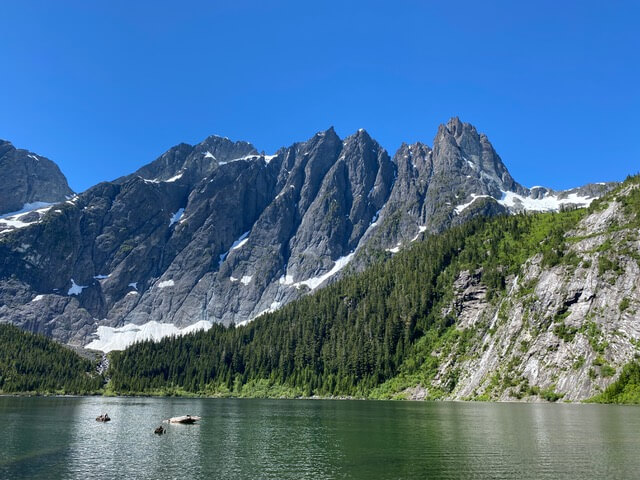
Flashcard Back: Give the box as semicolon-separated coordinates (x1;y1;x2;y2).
0;324;103;394
5;175;639;401
107;198;593;398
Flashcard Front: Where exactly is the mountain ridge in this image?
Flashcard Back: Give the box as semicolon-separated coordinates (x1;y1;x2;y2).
105;175;640;402
0;119;616;350
0;139;74;216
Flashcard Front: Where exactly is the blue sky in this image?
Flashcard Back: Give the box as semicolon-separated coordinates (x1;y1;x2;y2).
1;0;638;192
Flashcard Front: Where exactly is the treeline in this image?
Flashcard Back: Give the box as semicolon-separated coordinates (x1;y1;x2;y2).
0;324;103;394
108;203;588;397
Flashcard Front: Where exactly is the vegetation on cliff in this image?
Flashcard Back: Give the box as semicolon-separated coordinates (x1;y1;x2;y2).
107;190;603;398
589;361;640;404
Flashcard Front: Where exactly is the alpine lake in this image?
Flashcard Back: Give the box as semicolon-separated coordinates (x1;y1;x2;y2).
1;396;639;479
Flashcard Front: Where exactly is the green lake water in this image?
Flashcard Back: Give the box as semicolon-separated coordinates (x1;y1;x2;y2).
0;397;638;479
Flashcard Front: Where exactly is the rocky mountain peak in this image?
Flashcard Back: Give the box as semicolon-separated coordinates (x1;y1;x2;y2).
432;118;522;197
0;120;618;351
0;140;13;156
0;140;73;215
445;116;478;139
194;135;258;161
395;142;433;173
315;126;338;138
122;136;258;185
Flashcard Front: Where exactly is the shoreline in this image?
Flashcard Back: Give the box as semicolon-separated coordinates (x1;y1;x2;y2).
1;391;633;405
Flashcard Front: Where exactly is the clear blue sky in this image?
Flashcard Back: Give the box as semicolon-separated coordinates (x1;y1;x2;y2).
1;0;638;192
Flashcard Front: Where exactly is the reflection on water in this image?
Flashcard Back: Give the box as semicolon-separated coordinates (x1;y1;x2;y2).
1;397;639;479
0;397;77;479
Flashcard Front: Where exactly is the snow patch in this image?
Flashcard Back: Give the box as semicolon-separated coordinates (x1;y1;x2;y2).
144;172;184;183
292;252;355;291
158;279;174;288
236;301;284;328
269;300;282;310
219;231;251;265
67;279;87;296
128;282;138;290
240;275;252;285
85;320;213;353
279;274;294;285
93;274;110;280
370;209;382;227
251;301;283;321
454;194;493;214
204;151;216;160
275;185;296;200
0;203;54;233
0;202;53;219
169;208;185;226
0;217;33;230
410;226;427;242
499;190;593;212
455;189;594;215
32;295;45;302
231;231;250;250
218;153;269;166
165;172;183;183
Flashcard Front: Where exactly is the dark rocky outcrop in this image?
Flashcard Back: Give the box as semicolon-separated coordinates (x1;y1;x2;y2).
0;140;73;215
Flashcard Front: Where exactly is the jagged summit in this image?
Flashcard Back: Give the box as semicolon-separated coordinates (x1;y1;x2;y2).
314;126;338;138
121;135;259;184
0;119;617;351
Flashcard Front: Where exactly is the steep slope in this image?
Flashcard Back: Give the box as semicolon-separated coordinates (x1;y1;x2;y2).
0;119;615;350
0;129;396;347
107;175;640;402
360;118;611;254
0;323;102;394
423;179;640;402
0;140;73;216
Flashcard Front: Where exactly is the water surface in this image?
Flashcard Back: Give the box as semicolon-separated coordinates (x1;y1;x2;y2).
0;397;638;479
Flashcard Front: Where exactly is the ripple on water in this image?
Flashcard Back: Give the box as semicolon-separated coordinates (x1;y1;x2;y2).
1;398;639;480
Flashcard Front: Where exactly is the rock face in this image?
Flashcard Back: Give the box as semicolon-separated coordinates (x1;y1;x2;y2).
0;140;73;215
0;119;616;349
427;183;640;401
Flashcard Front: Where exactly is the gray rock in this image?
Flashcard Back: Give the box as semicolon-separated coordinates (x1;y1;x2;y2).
0;119;618;349
431;184;640;401
0;140;73;215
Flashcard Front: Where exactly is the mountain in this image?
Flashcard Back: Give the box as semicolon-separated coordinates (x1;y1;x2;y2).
0;119;615;350
107;176;640;402
0;140;73;216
